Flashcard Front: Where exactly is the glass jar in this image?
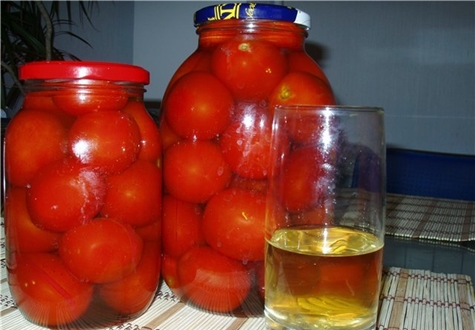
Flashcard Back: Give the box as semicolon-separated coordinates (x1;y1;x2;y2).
3;61;162;328
160;3;335;314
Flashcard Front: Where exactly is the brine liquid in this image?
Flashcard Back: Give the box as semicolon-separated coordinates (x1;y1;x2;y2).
265;226;383;330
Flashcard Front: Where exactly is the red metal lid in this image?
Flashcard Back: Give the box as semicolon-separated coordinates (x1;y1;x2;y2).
19;61;150;85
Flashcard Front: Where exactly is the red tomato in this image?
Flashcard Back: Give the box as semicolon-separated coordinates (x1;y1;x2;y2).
288;205;330;227
99;242;160;314
8;252;93;327
58;218;143;283
100;160;162;227
4;186;61;252
220;110;272;179
162;195;205;258
279;146;330;212
161;254;183;298
159;118;182;151
162;50;212;101
52;88;129;116
5;187;61;252
164;71;233;140
135;219;161;242
269;71;335;113
68;111;141;174
163;140;232;203
22;92;76;127
123;101;162;162
202;188;266;261
177;246;251;312
283;110;339;145
4;109;68;187
288;52;331;86
27;159;106;233
211;38;288;101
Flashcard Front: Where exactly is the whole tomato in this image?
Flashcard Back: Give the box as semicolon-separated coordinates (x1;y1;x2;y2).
4;109;68;187
164;71;233;140
8;253;94;327
99;242;161;314
100;160;162;227
163;140;232;203
161;254;183;298
177;246;251;313
4;187;60;252
220;106;273;179
269;71;335;112
52;87;129;116
279;146;330;212
202;188;266;261
68;110;141;174
26;159;106;233
58;218;143;283
211;38;288;101
162;195;205;258
123;101;162;162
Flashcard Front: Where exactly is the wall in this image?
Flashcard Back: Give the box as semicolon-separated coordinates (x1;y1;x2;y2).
51;1;475;155
133;1;475;155
54;1;135;64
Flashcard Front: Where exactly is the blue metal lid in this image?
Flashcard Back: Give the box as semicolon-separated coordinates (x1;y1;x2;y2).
194;3;311;29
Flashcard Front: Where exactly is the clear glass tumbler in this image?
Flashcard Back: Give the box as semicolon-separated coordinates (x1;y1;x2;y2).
265;105;385;330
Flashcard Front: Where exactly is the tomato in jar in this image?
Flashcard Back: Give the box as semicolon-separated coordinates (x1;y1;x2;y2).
3;61;162;329
160;3;336;314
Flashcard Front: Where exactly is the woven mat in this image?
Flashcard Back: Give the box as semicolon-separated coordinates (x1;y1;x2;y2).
386;194;475;242
1;263;474;330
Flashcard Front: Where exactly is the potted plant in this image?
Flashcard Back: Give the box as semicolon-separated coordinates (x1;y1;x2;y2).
1;0;98;206
1;0;98;116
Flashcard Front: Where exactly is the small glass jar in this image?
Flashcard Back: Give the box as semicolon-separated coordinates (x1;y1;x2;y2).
160;3;335;314
3;61;162;328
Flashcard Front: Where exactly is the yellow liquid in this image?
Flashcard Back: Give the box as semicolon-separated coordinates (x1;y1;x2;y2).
265;226;383;330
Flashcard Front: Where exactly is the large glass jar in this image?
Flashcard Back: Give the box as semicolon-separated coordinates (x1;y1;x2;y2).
160;3;335;314
3;61;162;328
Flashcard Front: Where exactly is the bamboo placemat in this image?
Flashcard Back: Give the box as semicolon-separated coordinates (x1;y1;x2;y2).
386;194;475;242
1;263;474;330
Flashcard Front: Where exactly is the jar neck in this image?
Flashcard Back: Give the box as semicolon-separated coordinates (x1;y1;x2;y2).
196;19;308;50
23;79;146;98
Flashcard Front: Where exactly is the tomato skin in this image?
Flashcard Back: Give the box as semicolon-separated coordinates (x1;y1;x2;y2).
100;160;162;227
58;218;143;283
4;109;68;187
162;50;212;102
162;195;205;258
8;252;94;327
135;219;161;242
203;188;266;261
160;118;182;151
269;71;335;112
162;254;183;298
163;140;232;203
220;110;272;179
52;88;129;116
211;38;288;101
164;71;233;140
4;187;61;253
27;159;106;233
178;246;251;313
123;101;162;162
99;242;160;314
68;111;141;174
279;146;330;212
288;52;332;86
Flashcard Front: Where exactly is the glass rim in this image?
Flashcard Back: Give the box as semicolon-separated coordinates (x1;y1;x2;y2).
274;104;384;113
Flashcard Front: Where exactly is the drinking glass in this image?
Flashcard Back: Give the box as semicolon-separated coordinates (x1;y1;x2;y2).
265;105;385;330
